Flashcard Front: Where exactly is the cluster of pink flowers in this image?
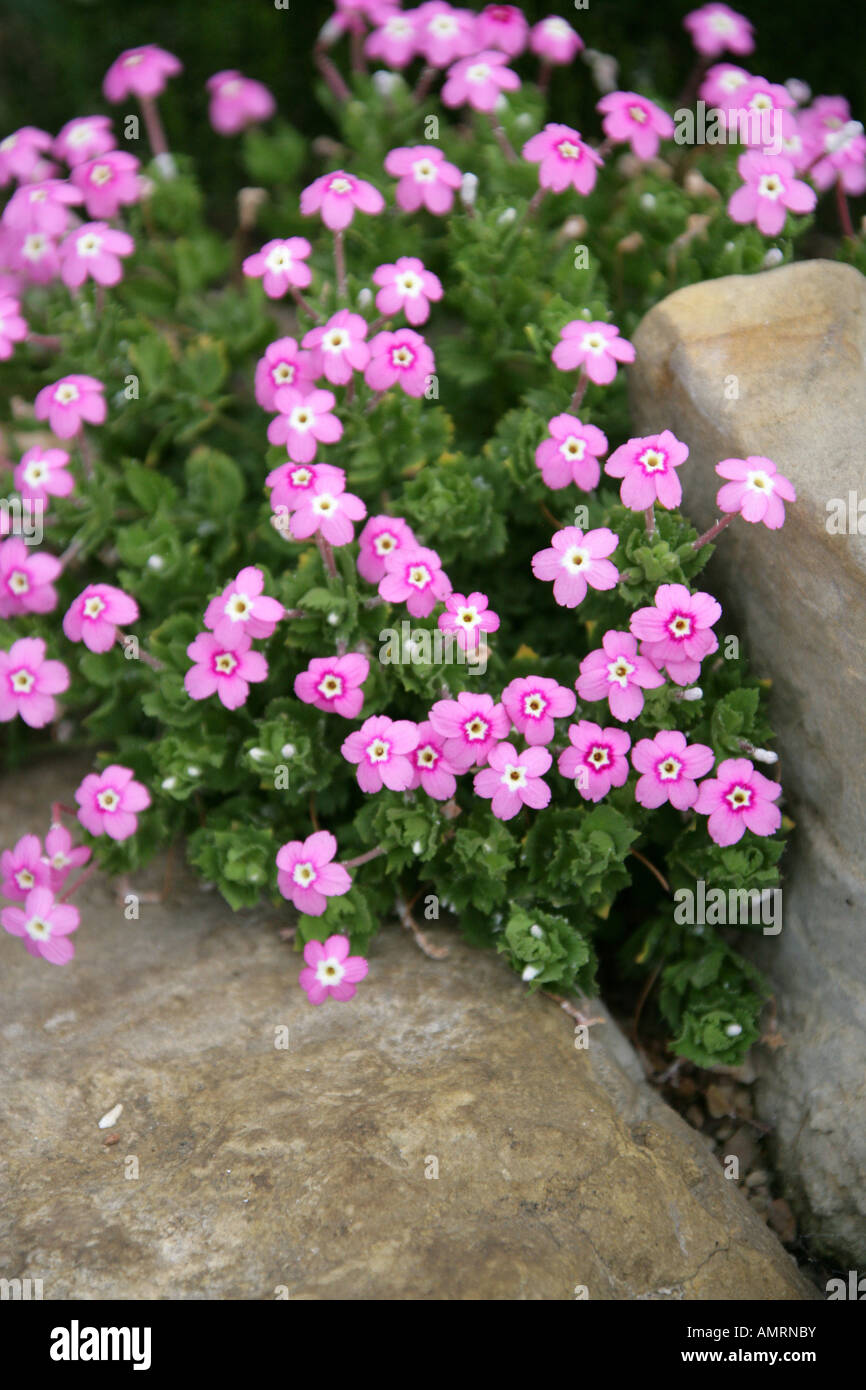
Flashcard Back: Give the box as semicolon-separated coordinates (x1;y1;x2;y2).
185;566;285;709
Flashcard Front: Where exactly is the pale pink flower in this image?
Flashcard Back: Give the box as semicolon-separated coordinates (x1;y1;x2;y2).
727;152;816;236
694;757;781;846
501;675;576;746
531;526;619;609
289;472;367;546
63;583;139;653
384;145;463;215
2;179;82;236
597;91;675;161
14;448;73;507
300;170;384;231
605;430;689;511
34;375;106;438
529;15;584;66
184;630;268;710
378;543;451;617
428;691;509;771
341;715;419;793
59;222;134;289
0;637;68;728
699;63;751;110
255;337;315;410
364;328;435;397
1;834;50;900
103;46;182;102
474;742;552;821
266;461;337;516
366;12;418;68
0;127;53;185
0;294;27;360
0;539;61;616
558;720;631;802
438;591;500;653
522;123;603;194
5;230;61;284
71;151;141;219
207;71;275;136
730;76;797;146
799;97;866;196
442;50;520;113
414;2;479;67
1;885;79;965
294;653;369;719
630;583;721;686
552;319;635;385
632;730;715;811
54;116;115;167
356;514;417;583
75;765;151;840
409;720;459;801
299;933;368;1001
204;567;285;643
278;835;353;920
242;237;312;298
476;5;529;56
303;309;370;385
42;825;91;893
684;4;754;58
268;387;343;464
535;414;607;491
715;456;796;529
372;257;443;325
575;629;665;721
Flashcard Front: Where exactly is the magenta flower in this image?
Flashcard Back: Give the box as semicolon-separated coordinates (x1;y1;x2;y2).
341;715;419;793
2;180;82;236
289;471;366;546
207;71;275;136
59;222;134;289
0;127;53;185
303;310;370;386
605;430;689;511
576;629;665;722
365;328;435;398
277;833;353;920
268;387;342;464
727;152;816;236
266;461;334;516
474;742;552;821
71;151;141;219
414;2;479;67
558;721;631;803
597;92;675;161
522;124;603;195
531;526;619;609
0;637;68;728
242;237;312;299
1;834;50;900
379;544;451;617
428;691;509;772
43;825;91;893
34;375;105;439
694;757;782;846
476;5;529;56
409;720;459;801
294;652;370;719
442;51;520;113
366;12;419;69
1;885;79;965
700;62;751;110
529;16;584;66
299;934;368;1002
300;170;384;231
535;414;608;491
103;46;182;102
715;456;797;529
5;230;60;284
683;4;754;58
501;675;576;746
357;514;417;584
255;337;314;411
0;539;61;617
14;448;73;507
0;294;28;360
384;146;463;215
63;583;139;654
438;591;500;653
800;97;866;196
204;567;285;644
372;257;443;326
632;730;715;811
75;765;151;841
732;76;797;146
630;584;721;686
184;630;268;710
54;115;115;168
552;319;635;386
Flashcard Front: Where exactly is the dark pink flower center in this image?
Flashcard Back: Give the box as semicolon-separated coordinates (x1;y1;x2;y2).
272;362;296;386
667;612;693;641
656;755;683;782
724;782;754;813
556;138;583;161
213;651;239;677
416;743;440;769
463;715;489;742
366;737;391;764
522;692;549;719
9;665;35;694
317;673;344;700
637;446;668;475
390;343;417;370
586;743;612;771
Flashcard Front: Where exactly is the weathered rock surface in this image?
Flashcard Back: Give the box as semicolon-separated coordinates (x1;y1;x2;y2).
0;759;813;1300
630;259;866;1264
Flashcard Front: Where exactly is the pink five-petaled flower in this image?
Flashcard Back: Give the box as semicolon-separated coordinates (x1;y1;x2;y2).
365;12;419;69
207;71;275;136
303;310;370;386
1;834;50;900
632;730;715;811
34;375;105;439
438;591;500;653
501;675;576;746
535;414;608;491
184;630;268;710
242;237;312;298
0;295;28;360
597;91;675;161
0;637;68;728
103;46;182;102
14;448;73;507
300;170;384;231
694;757;781;846
289;471;366;546
1;886;80;965
294;653;370;719
365;328;435;398
54;115;115;167
558;721;631;803
800;97;866;196
379;543;451;618
204;567;285;644
428;691;510;772
2;180;82;236
75;765;151;841
255;337;314;410
715;456;797;529
409;720;459;801
414;2;479;67
441;51;520;113
552;319;635;386
267;461;336;517
59;222;134;289
299;934;368;1003
268;387;342;464
476;5;529;56
63;583;139;654
683;4;754;58
522;124;603;195
6;230;60;284
357;514;417;584
277;833;352;920
0;539;61;617
630;583;721;686
474;742;552;821
384;146;463;215
71;151;141;219
372;257;443;326
529;15;584;65
43;825;91;893
605;429;689;512
732;76;797;146
531;526;619;609
576;629;665;722
699;62;751;110
341;715;419;793
0;127;53;185
727;152;816;237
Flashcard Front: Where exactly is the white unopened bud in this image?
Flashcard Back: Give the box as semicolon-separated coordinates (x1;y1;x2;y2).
752;748;779;764
460;171;479;207
280;743;296;759
411;840;423;855
327;611;340;626
522;964;541;982
161;776;177;791
762;247;784;268
681;686;703;702
249;748;267;762
147;554;165;571
372;70;400;97
785;78;811;106
529;923;544;939
319;15;344;46
496;206;517;226
153;152;177;181
725;1022;743;1037
639;192;657;210
357;286;373;309
825;120;863;153
186;766;200;777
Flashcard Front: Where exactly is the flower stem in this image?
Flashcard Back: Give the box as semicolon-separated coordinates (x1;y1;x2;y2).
341;845;386;870
316;531;337;579
349;22;366;74
412;65;436;104
645;504;656;536
569;369;589;414
290;286;318;320
486;111;517;163
59;865;96;904
78;430;95;482
538;59;552;97
139;95;174;173
315;45;352;104
334;229;347;302
692;511;734;550
836;178;855;239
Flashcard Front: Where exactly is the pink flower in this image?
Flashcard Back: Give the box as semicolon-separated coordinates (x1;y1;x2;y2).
268;387;343;464
300;170;384;231
289;471;366;546
438;591;500;653
476;5;529;57
597;91;675;161
299;933;368;1002
632;731;715;810
1;886;80;965
727;152;816;236
384;145;463;215
414;2;479;67
0;539;61;616
184;630;268;710
5;230;60;284
34;375;105;439
75;764;151;841
341;715;419;792
242;237;312;298
428;691;509;771
683;4;754;58
372;257;443;326
59;222;134;289
54;116;115;167
204;567;285;643
694;757;781;846
558;721;631;802
0;127;53;185
71;151;141;219
303;310;370;386
715;456;797;529
103;46;182;102
266;461;335;516
63;583;139;654
531;526;619;609
255;337;315;411
529;15;584;66
277;833;353;920
730;76;796;146
366;12;419;69
442;50;520;113
630;584;721;686
800;97;866;196
13;448;73;507
379;544;451;617
552;319;635;385
605;430;689;511
0;637;68;728
474;742;552;821
207;71;275;135
409;720;459;801
42;825;91;893
365;328;435;397
576;629;665;721
699;63;751;110
501;675;576;746
522;124;603;194
1;834;50;900
357;514;417;584
2;180;82;236
0;294;27;360
535;414;608;491
294;652;369;719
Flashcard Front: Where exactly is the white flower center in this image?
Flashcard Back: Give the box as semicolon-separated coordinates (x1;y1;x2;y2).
411;159;436;182
408;564;431;589
466;64;491;84
545;18;571;38
746;469;773;492
324;329;350;352
23;461;47;485
124;54;145;66
25;915;52;941
430;15;457;36
523;693;546;718
273;362;295;384
501;763;527;789
373;532;396;555
68;123;94;146
55;383;80;405
561;435;586;460
289;406;313;431
557;140;581;160
292;861;317;886
317;674;343;698
725;783;753;811
757;174;784;199
668;614;692;639
89;163;113;185
266;246;293;271
8;570;30;594
83;595;106;619
315;956;346;985
214;652;238;675
391;345;414;367
581;333;606;353
329;176;353;194
16;869;35;889
22;234;48;260
312;493;336;515
607;656;635;687
464;716;488;741
457;606;479;628
629;105;648;124
417;744;438;767
96;789;120;811
367;738;390;763
226;593;253;621
657;756;683;782
639;447;667;473
588;744;610;768
10;667;34;692
76;232;102;257
710;13;736;32
563;545;590;573
290;467;312;487
397;272;422;296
